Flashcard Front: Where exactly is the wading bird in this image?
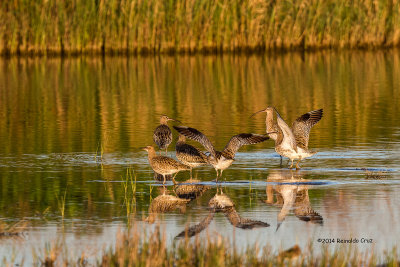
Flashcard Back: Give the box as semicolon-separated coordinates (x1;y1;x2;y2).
251;107;323;169
174;126;269;181
175;134;209;178
142;146;190;184
153;115;181;155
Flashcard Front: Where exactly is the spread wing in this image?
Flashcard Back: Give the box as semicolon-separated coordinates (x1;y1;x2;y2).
291;109;323;150
175;211;215;239
173;126;216;157
222;133;269;159
224;207;270;229
276;111;297;151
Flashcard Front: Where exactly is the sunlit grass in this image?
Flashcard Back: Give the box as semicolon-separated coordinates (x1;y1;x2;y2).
56;188;67;220
5;225;397;266
1;0;400;56
122;166;137;223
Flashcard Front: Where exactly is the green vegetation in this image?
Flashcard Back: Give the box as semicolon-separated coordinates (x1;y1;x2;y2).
1;0;400;56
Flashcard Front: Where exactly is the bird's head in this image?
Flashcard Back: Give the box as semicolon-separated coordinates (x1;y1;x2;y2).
160;115;181;124
250;106;275;118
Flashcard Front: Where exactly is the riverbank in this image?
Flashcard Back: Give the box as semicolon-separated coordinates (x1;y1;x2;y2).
1;0;400;56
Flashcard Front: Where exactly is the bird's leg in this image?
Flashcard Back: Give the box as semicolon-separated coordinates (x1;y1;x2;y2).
289;159;294;169
163;175;166;185
279;156;283;167
220;170;225;183
165;148;168;156
172;172;179;185
295;159;301;170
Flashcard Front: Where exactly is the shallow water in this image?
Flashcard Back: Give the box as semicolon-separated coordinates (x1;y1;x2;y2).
0;51;400;264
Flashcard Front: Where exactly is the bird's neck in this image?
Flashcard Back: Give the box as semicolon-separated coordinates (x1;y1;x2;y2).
160;119;168;125
266;112;279;141
147;149;157;160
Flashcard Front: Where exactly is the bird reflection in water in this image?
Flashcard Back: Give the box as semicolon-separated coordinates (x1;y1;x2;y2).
173;179;211;200
176;187;269;239
144;185;190;224
264;169;323;230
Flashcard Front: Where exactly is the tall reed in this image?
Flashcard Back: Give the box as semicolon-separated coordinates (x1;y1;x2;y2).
1;0;400;56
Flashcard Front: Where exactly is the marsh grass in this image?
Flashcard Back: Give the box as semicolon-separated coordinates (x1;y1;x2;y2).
56;188;67;220
122;166;137;222
1;0;400;56
14;225;395;266
95;142;104;163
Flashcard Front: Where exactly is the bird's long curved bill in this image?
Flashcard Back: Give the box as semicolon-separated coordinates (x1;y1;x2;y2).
169;118;182;123
250;109;266;118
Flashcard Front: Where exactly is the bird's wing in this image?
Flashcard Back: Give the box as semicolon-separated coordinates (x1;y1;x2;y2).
224;207;270;229
176;143;208;164
222;133;269;159
175;211;215;239
276;111;297;151
291;109;323;150
173;126;216;157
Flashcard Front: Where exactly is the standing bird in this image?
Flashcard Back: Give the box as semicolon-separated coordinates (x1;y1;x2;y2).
174;126;269;181
153;115;181;155
175;134;208;178
142;146;190;184
251;107;323;169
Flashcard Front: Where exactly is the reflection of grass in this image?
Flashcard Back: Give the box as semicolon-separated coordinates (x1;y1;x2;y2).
8;226;398;266
56;188;67;220
122;166;137;223
0;220;28;238
95;142;104;163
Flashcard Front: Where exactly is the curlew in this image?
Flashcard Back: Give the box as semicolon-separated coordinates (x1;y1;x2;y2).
251;107;323;169
174;126;269;181
175;134;208;178
153;115;181;155
142;145;190;184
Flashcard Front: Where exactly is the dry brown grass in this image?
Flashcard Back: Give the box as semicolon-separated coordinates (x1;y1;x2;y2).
1;0;400;56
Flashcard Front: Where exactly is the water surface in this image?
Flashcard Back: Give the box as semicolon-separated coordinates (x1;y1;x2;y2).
0;52;400;264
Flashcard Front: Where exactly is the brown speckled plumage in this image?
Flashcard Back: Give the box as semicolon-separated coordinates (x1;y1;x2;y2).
208;192;235;210
175;211;215;239
145;192;190;224
153;172;172;181
174;126;269;180
223;207;270;229
174;179;211;200
153;115;180;155
143;145;190;184
175;134;208;177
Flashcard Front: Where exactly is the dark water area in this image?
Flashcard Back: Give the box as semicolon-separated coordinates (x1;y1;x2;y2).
0;51;400;264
